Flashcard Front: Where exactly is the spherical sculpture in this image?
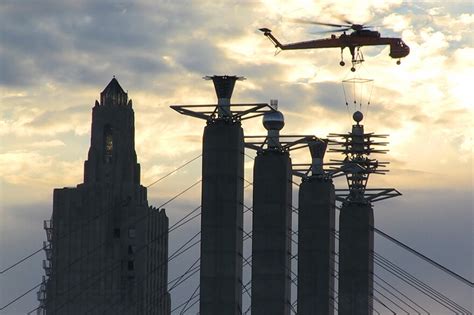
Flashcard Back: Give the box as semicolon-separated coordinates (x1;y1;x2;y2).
263;110;285;131
353;110;364;123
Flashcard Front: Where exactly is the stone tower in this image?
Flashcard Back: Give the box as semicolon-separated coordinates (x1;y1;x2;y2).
40;78;170;315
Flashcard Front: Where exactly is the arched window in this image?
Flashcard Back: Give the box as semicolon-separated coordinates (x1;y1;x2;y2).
104;125;113;163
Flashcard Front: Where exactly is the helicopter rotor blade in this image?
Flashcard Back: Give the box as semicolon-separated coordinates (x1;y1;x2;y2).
290;18;350;28
309;28;351;34
343;18;354;25
335;14;354;25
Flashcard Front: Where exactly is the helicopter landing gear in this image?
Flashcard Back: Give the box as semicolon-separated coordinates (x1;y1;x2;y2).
396;59;401;65
340;61;345;66
348;47;364;72
340;49;345;66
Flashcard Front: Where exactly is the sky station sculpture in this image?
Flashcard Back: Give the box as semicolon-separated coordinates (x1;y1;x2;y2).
171;76;275;315
248;106;293;315
171;73;402;314
294;138;336;315
329;110;401;314
245;103;337;315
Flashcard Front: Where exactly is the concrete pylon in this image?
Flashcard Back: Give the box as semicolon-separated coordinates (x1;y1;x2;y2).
251;151;292;314
338;202;374;315
171;78;281;315
297;139;335;315
199;76;244;315
251;108;292;315
297;180;335;314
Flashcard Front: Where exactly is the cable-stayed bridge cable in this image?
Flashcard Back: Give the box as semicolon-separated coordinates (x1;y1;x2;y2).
373;252;471;314
373;273;429;314
0;155;202;276
374;227;473;287
332;230;436;314
146;154;202;188
373;294;396;315
373;286;410;314
179;284;200;315
335;204;473;287
23;182;201;314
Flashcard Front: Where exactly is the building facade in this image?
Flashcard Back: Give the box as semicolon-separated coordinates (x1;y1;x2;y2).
39;78;170;315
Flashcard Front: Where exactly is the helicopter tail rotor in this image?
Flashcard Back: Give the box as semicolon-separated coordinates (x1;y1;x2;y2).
259;28;283;48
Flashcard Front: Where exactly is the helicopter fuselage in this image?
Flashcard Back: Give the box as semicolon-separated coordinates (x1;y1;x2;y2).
260;28;410;60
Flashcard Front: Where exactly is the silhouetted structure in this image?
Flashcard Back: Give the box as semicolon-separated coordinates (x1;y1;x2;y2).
171;76;274;315
329;111;400;315
40;78;170;315
200;77;244;315
250;107;292;314
297;139;335;315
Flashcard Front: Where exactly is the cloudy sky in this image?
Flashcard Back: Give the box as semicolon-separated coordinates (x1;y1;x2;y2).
0;0;472;314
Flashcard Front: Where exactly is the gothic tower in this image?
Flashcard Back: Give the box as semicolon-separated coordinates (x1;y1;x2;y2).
40;78;170;315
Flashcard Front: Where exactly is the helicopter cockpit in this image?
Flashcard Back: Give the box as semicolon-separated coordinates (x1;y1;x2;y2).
389;39;410;60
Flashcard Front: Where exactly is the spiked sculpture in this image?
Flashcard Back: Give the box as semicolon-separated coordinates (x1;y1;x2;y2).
329;111;400;315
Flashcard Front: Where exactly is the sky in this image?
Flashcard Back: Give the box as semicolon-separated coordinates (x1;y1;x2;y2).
0;0;472;314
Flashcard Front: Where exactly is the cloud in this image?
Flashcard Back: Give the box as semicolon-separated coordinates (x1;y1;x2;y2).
0;1;472;313
0;0;471;200
29;139;65;148
0;150;83;205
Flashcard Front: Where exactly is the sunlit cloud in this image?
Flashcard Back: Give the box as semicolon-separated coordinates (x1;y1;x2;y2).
0;0;471;202
0;1;472;313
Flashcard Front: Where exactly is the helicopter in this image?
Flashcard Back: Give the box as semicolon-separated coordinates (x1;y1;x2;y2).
259;19;410;71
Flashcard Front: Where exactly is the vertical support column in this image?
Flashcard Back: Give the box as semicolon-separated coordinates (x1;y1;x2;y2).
338;202;374;315
251;151;292;315
297;178;335;314
200;121;244;315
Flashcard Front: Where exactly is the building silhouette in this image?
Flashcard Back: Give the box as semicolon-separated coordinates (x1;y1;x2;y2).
40;78;170;314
